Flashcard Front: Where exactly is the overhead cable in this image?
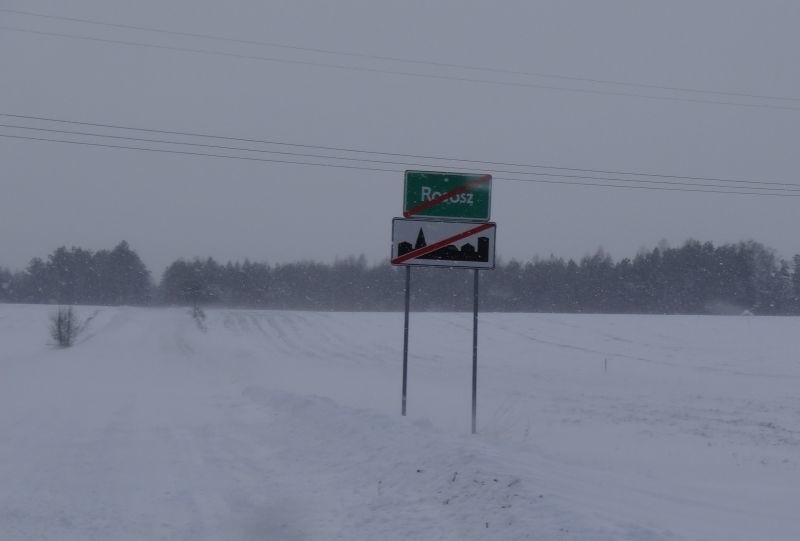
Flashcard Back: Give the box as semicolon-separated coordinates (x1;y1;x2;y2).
2;25;800;114
2;6;798;104
2;132;798;198
2;112;796;189
3;123;800;194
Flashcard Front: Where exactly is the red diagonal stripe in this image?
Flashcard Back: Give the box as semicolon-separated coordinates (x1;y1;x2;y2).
403;174;491;218
392;222;494;264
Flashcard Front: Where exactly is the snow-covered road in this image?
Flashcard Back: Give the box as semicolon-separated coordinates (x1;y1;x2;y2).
1;305;798;539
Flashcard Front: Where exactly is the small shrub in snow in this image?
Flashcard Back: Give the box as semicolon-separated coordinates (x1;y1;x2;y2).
191;305;207;332
49;306;81;348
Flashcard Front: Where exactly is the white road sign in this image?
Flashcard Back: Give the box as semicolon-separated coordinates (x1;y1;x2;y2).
391;218;496;269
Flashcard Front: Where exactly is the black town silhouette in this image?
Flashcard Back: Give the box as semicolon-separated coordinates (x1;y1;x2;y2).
397;228;490;262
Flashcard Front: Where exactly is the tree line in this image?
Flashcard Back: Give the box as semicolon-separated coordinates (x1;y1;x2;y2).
2;239;800;314
1;242;151;306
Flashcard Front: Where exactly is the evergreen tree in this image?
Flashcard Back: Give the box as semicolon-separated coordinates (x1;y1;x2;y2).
576;248;615;313
19;257;52;303
0;266;11;302
791;255;800;313
160;257;225;306
45;246;97;304
94;241;152;305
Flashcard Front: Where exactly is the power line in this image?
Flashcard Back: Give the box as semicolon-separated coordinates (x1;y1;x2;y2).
4;122;800;194
3;25;800;114
0;132;401;174
2;6;798;104
2;132;798;198
2;112;797;189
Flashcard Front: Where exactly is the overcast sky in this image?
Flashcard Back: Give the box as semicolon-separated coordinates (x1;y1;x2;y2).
2;0;799;275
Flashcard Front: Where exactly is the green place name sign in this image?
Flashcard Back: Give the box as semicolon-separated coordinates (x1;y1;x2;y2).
403;170;492;221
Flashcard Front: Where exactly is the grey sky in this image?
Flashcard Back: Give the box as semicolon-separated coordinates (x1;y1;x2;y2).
2;0;799;275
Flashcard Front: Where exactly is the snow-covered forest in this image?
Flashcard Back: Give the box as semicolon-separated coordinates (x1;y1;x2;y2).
2;239;799;314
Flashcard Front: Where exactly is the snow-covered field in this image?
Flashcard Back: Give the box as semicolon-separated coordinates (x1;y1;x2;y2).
0;305;798;540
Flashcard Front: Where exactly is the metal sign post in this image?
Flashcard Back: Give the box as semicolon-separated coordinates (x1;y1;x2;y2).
472;269;479;434
402;266;411;416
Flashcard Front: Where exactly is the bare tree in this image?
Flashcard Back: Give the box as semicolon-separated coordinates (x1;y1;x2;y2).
49;306;81;348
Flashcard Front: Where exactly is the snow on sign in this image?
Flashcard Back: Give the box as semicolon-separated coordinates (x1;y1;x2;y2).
403;171;492;221
391;218;496;269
